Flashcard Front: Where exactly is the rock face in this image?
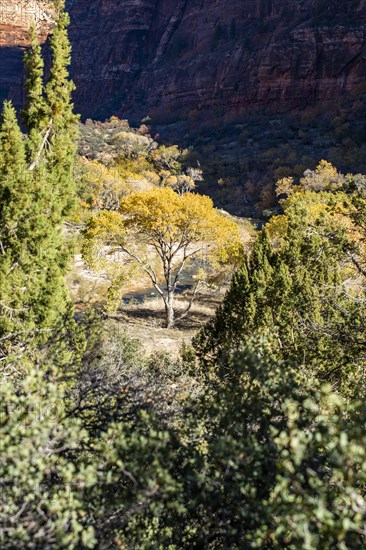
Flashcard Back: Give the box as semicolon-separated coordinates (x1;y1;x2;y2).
1;0;366;123
0;1;54;106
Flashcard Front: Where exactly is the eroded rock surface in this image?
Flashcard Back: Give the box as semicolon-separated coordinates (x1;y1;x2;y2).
0;0;54;105
1;0;366;122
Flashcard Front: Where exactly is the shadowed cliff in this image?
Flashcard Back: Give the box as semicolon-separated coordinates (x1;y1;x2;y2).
1;0;366;125
66;0;366;123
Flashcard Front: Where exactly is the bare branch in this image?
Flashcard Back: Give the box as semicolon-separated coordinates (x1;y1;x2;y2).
28;120;53;171
350;253;366;278
177;280;201;320
118;245;165;299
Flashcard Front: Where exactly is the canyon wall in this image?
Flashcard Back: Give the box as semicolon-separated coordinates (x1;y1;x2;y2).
0;0;54;106
1;0;366;123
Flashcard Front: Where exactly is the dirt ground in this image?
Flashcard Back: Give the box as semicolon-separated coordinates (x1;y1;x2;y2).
105;290;225;357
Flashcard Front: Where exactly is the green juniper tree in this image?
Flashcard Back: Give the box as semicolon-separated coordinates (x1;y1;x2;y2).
0;103;70;341
194;230;277;367
44;0;79;220
0;102;32;336
194;210;366;395
22;25;47;159
0;0;78;342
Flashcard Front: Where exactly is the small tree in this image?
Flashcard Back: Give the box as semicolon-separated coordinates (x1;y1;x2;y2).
83;188;242;328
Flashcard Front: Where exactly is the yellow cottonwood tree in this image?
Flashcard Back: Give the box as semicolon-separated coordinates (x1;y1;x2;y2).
270;162;363;251
83;188;242;327
77;157;127;211
275;161;345;200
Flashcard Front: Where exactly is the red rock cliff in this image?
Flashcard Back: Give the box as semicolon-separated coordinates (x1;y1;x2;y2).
0;1;54;106
1;0;366;122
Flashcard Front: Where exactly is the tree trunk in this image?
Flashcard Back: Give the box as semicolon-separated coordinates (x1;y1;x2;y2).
164;293;175;328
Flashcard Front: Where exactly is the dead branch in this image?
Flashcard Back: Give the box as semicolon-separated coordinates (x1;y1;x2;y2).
28;120;53;171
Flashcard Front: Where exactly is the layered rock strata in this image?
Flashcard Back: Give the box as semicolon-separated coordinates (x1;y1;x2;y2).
1;0;366;122
0;0;54;105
